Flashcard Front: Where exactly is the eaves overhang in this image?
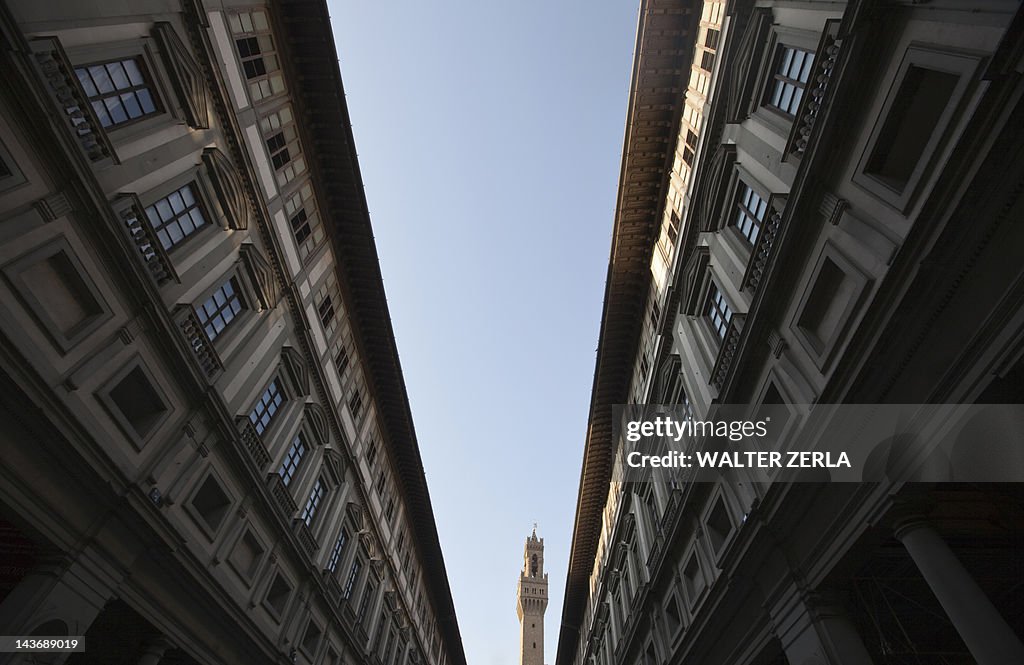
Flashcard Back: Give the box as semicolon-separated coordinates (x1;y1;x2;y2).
555;3;698;665
271;1;465;663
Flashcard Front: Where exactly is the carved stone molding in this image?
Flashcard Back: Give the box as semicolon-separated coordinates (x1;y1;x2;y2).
201;148;249;230
152;22;211;129
304;402;330;447
238;242;278;309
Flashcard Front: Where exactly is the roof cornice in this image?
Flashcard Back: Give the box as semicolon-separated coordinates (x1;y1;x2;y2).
555;3;699;665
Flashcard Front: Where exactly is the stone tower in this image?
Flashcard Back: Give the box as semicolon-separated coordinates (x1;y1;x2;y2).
516;526;548;665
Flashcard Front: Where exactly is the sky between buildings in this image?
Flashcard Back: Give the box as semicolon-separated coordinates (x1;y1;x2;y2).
328;2;640;663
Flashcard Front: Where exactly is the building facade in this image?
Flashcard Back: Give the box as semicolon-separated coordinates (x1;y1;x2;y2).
557;1;1024;665
516;528;548;665
0;1;465;664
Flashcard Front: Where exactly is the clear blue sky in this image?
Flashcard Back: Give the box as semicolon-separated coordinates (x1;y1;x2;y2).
328;3;639;664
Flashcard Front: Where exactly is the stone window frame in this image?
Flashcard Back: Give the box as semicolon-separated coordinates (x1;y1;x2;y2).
135;168;224;263
702;484;738;563
678;538;709;613
299;614;323;660
788;240;871;373
282;181;325;264
1;235;113;354
716;166;779;258
184;465;235;541
63;37;183;148
95;354;174;451
261;566;295;624
852;44;985;213
188;263;264;359
227;8;286;105
227;522;268;587
0;136;27;193
258;103;307;188
751;25;821;138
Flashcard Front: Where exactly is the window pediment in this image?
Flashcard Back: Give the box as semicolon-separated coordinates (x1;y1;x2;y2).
201;147;249;230
152;22;211;129
238;242;278;309
304;402;330;447
280;345;309;396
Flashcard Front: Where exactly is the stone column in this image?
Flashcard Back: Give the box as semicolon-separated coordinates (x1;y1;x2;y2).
895;519;1024;665
773;595;875;665
136;636;173;665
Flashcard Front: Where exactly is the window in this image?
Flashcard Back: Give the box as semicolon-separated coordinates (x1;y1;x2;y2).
108;365;168;440
366;439;378;467
700;50;715;73
705;283;733;340
284;184;324;261
145;183;208;251
260;107;305;186
249;379;284;435
343;559;362;600
300;477;326;526
196;278;243;341
318;294;335;329
230;528;265;581
229;9;284;102
315;275;341;337
191;474;232;533
865;66;958;192
766;46;815;117
75;58;159;128
350;389;363;419
682;130;698;166
327;528;349;573
734;183;767;245
375;469;386;495
705;494;733;553
335;343;351;375
265;571;292;618
357;572;377;620
385;497;395;523
704;28;720;50
300;620;322;657
278;434;307;487
854;46;980;209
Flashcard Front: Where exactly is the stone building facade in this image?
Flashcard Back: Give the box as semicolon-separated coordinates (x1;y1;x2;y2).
0;1;465;664
557;1;1024;665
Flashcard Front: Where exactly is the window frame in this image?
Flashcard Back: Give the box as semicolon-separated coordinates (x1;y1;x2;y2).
194;275;246;344
64;39;180;145
704;281;734;342
259;104;306;188
228;8;286;104
853;44;984;212
139;174;218;256
277;431;308;487
751;26;820;136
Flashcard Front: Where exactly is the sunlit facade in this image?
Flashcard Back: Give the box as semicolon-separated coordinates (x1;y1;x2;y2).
0;1;465;664
557;1;1024;665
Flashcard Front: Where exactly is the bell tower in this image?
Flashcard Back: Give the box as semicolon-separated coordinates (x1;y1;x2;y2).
516;525;548;665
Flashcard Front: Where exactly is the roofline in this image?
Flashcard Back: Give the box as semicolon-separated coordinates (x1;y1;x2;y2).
270;1;465;662
555;2;698;665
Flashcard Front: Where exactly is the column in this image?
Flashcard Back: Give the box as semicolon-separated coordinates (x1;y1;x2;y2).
763;572;874;665
136;636;173;665
895;519;1024;665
